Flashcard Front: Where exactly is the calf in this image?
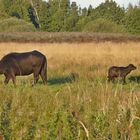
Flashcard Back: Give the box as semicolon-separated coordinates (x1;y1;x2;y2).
108;64;136;84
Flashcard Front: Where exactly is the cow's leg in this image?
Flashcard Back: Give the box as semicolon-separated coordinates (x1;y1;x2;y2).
4;71;11;85
40;69;47;84
4;76;10;85
4;70;16;86
33;72;39;85
11;75;16;87
32;67;40;85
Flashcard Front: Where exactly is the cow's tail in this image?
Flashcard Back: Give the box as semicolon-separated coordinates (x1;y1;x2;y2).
40;56;47;84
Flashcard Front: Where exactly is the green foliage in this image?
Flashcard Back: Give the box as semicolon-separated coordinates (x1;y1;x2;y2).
90;0;125;24
123;6;140;34
83;18;126;33
48;0;71;31
38;1;50;31
0;0;30;21
0;0;139;33
24;119;37;140
90;112;110;138
9;0;30;21
75;7;91;31
65;2;79;31
0;0;13;15
76;17;90;31
0;97;12;140
47;107;78;140
0;18;36;32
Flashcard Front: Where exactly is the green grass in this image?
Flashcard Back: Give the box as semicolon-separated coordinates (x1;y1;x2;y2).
0;41;140;139
0;64;139;140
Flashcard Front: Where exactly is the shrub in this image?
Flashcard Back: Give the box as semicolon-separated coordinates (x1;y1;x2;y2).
83;18;126;33
0;17;36;32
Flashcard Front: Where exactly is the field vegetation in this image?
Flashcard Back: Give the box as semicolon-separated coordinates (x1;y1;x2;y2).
0;32;140;43
0;42;140;139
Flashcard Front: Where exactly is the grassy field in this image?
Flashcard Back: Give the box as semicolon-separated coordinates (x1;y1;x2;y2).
0;42;140;140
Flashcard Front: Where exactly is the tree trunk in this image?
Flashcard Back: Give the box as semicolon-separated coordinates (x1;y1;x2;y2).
30;0;41;28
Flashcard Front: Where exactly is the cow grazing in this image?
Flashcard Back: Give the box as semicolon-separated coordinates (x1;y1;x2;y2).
0;50;47;86
108;64;136;84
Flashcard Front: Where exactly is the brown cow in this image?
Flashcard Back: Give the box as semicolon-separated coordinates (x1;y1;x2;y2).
108;64;136;84
0;50;47;86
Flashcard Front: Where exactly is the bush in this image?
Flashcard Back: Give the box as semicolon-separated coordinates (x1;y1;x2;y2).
0;18;36;32
83;18;126;33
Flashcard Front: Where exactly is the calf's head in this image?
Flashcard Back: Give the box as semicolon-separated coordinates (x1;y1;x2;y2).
128;64;136;70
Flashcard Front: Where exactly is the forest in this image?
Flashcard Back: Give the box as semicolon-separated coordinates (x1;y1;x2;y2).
0;0;140;34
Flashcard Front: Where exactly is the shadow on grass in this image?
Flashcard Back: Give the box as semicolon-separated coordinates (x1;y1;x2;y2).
48;77;73;85
48;73;79;85
128;76;140;83
20;73;80;86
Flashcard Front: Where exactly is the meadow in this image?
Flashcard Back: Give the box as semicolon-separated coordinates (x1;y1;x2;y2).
0;42;140;140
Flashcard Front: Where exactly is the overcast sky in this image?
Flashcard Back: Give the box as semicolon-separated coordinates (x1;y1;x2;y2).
71;0;139;8
45;0;139;8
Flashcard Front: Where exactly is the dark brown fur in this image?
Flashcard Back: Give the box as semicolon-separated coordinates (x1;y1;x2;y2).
0;50;47;86
108;64;136;84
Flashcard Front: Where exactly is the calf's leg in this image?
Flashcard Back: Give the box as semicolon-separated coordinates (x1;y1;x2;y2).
112;77;115;83
122;76;126;84
108;76;115;83
108;76;111;82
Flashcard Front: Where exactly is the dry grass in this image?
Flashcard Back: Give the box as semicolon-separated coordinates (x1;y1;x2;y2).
0;41;140;70
0;32;140;43
0;41;140;139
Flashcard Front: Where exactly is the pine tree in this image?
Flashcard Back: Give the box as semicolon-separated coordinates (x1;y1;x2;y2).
90;0;125;24
0;0;30;21
66;2;79;31
10;0;30;21
47;0;70;31
76;7;91;31
47;0;61;31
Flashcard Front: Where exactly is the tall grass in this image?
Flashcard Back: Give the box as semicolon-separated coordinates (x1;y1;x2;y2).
0;42;140;139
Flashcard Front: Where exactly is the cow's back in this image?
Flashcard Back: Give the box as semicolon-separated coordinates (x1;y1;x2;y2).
1;50;46;75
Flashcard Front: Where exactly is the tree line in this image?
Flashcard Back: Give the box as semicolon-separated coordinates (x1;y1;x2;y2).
0;0;140;34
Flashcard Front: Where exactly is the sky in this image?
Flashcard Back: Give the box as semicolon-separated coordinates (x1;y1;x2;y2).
45;0;140;8
71;0;139;8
